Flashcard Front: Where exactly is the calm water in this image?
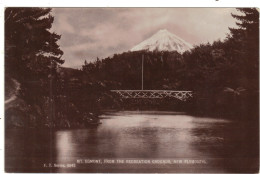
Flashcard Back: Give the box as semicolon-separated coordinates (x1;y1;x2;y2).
5;111;259;173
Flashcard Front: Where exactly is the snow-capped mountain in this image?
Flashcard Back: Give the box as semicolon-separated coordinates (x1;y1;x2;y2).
131;29;193;53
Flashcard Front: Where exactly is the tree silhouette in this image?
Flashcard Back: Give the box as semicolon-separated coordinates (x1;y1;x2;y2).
5;8;64;81
5;8;64;127
229;8;259;90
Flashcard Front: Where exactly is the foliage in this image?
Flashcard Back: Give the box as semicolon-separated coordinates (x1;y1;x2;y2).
181;8;259;118
5;8;64;127
82;50;184;90
5;8;64;80
228;8;259;90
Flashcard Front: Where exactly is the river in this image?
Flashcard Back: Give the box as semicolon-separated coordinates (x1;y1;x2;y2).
5;111;259;173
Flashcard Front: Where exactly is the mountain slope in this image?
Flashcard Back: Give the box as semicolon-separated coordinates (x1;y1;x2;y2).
131;29;193;53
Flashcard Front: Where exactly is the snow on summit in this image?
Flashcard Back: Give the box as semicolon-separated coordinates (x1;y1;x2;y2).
131;29;193;53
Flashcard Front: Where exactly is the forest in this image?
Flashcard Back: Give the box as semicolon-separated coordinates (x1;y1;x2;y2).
5;8;259;128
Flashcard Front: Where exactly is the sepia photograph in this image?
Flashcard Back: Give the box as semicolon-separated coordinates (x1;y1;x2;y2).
4;7;259;173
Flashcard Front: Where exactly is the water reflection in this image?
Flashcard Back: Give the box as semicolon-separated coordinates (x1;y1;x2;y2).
55;111;234;172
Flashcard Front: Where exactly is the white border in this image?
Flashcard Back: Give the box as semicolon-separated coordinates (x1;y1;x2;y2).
0;0;259;174
1;0;260;7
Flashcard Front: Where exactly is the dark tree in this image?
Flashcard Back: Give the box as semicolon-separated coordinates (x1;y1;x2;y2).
5;8;64;81
5;8;64;127
228;8;259;90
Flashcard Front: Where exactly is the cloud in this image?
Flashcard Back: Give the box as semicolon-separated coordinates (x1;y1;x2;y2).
51;8;237;67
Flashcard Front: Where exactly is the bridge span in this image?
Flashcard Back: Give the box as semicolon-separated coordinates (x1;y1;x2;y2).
111;90;192;101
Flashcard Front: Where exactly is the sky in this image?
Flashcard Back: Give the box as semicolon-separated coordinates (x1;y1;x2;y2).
51;8;238;68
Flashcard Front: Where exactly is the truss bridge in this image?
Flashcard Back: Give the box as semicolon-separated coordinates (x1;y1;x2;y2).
111;90;193;101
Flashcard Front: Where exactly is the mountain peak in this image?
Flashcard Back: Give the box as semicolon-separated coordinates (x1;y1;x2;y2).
131;29;193;53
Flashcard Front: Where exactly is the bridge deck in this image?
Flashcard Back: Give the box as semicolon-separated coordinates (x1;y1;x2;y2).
111;90;193;101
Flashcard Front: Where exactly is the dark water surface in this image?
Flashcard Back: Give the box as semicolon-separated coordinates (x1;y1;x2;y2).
5;111;259;173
